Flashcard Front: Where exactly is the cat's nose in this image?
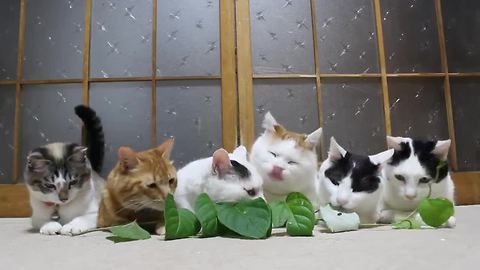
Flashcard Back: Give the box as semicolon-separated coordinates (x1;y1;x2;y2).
405;194;416;200
336;197;348;206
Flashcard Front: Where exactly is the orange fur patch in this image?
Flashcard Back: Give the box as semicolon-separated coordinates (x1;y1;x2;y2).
272;124;312;150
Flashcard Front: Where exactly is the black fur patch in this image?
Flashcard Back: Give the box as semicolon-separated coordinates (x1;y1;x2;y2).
388;142;411;166
412;140;449;182
230;160;251;178
324;152;380;193
75;105;105;173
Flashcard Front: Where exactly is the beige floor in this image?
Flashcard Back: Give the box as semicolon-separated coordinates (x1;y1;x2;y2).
0;205;478;270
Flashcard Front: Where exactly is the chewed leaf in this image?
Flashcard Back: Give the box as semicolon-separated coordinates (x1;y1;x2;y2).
418;198;454;228
393;218;422;229
319;204;360;233
165;194;201;240
285;192;315;236
195;193;220;237
106;221;151;242
270;201;291;228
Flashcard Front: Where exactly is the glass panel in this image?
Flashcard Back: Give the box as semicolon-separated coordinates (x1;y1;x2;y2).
0;0;19;80
90;0;152;78
381;0;441;73
316;0;379;74
0;86;16;183
20;84;83;176
157;0;220;76
250;0;315;74
322;78;386;156
156;80;222;167
389;78;448;140
253;79;319;136
23;0;85;80
90;82;152;176
442;0;480;72
451;78;480;171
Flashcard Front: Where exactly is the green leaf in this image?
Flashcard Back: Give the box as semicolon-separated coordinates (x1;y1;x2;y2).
106;221;151;242
217;198;271;239
195;193;220;237
270;201;291;228
285;192;316;236
319;204;360;233
164;193;201;240
418;198;454;227
393;218;422;229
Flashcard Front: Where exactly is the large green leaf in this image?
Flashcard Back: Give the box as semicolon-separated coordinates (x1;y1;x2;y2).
270;201;291;228
195;193;220;237
285;192;315;236
216;198;271;239
106;221;151;243
418;198;454;227
164;193;201;240
319;204;360;233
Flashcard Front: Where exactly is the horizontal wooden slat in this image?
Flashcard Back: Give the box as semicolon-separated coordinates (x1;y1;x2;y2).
386;73;445;77
0;81;16;85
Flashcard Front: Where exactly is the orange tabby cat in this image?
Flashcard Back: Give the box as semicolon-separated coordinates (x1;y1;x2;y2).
97;138;177;233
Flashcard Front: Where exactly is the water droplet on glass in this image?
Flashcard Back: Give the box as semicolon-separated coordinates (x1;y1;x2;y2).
204;96;212;103
268;31;278;40
259;54;269;62
106;41;120;54
352;6;365;20
299;115;308;124
286;88;294;98
282;0;293;8
100;70;109;78
103;97;112;105
206;141;215;149
165;108;177;115
124;6;136;21
294;40;305;50
281;64;293;72
196;19;204;28
205;41;217;54
56;91;67;103
255;10;265;21
390;98;400;111
256;105;266;114
167;30;178;41
322;17;334;28
296;19;309;30
169;10;181;20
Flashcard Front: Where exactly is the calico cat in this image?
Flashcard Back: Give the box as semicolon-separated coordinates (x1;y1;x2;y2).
24;105;105;235
97;138;176;233
379;136;455;227
250;112;322;206
174;146;263;211
318;137;394;223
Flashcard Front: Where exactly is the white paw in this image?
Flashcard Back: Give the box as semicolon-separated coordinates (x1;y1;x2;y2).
446;216;456;228
39;222;62;235
60;220;92;236
155;225;165;235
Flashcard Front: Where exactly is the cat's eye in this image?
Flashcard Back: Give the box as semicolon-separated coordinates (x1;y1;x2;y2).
244;188;257;197
288;161;298;165
418;177;430;184
44;183;56;189
269;151;278;158
395;174;406;182
68;179;79;188
168;178;176;185
147;182;157;189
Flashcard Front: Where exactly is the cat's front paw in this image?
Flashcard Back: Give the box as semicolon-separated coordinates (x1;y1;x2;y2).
446;216;456;228
155;225;165;235
60;219;93;236
39;221;62;235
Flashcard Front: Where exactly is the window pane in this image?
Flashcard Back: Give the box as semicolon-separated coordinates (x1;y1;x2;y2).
0;86;16;183
381;0;441;73
451;78;480;171
316;0;379;74
253;78;319;136
90;82;152;176
90;0;152;78
322;78;386;156
442;0;480;72
20;84;83;176
157;0;220;76
0;0;19;80
250;0;315;74
156;80;222;167
389;78;448;140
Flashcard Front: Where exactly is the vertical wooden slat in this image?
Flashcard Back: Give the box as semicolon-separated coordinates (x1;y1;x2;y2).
434;0;458;170
309;0;326;159
236;0;255;149
151;0;158;147
373;0;392;137
220;0;238;152
82;0;92;105
12;0;27;183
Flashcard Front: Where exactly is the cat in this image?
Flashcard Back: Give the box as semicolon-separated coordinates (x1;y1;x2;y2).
24;105;105;235
250;112;322;207
379;136;455;227
318;137;394;224
174;146;264;211
97;138;177;234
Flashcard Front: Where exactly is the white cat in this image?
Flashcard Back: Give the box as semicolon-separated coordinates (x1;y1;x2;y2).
250;112;322;207
174;146;264;211
318;137;394;224
379;136;456;227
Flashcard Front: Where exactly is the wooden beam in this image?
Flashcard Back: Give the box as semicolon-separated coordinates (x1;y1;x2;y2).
21;79;83;85
0;184;31;217
82;0;92;105
452;172;480;205
386;72;445;78
0;81;16;85
151;0;158;147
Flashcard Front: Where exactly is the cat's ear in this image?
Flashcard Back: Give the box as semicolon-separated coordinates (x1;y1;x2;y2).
368;149;395;165
67;146;88;164
26;152;51;174
232;145;248;160
432;139;451;161
305;127;322;149
386;136;404;151
118;146;138;171
155;138;174;159
262;111;278;132
212;148;231;176
328;137;347;161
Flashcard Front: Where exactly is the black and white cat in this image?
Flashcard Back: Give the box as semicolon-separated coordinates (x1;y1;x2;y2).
379;136;455;227
318;137;394;223
24;105;105;235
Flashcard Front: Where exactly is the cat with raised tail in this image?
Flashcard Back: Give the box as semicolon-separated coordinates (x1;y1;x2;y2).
318;137;394;223
250;112;322;207
24;105;105;235
379;136;455;227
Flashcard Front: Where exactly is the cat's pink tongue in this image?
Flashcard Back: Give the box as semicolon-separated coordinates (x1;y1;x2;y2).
269;166;284;181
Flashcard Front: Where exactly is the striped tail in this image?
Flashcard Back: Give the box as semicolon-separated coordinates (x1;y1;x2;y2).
74;105;105;173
